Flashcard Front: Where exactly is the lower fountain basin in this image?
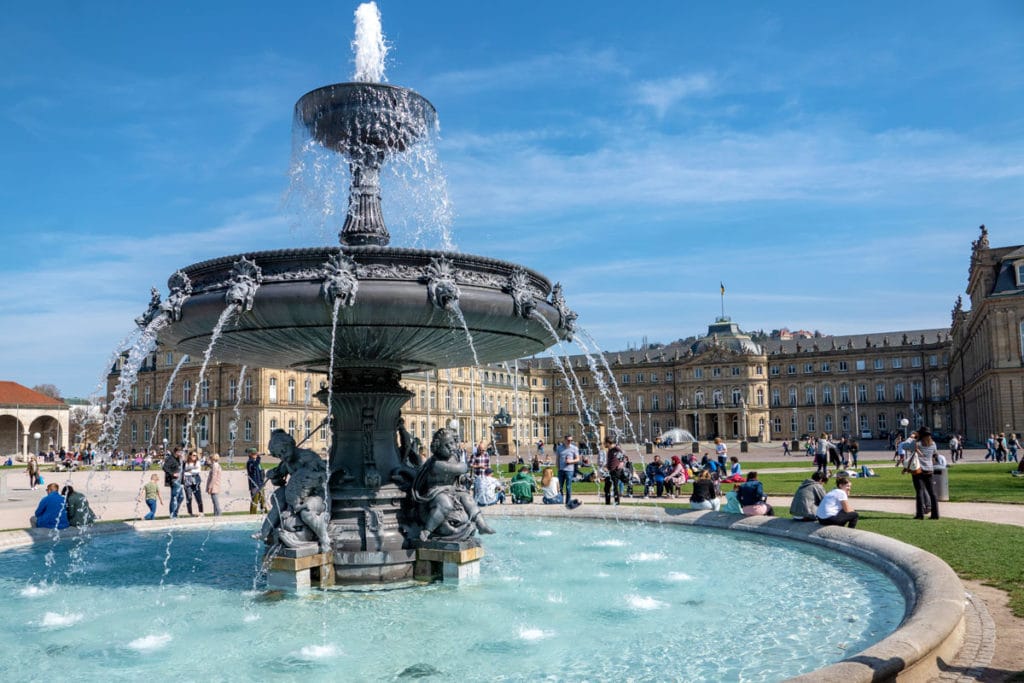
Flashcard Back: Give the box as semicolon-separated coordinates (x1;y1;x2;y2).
0;515;920;681
158;246;565;372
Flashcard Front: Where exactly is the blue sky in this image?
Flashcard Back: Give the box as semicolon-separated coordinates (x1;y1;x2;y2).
2;1;1023;398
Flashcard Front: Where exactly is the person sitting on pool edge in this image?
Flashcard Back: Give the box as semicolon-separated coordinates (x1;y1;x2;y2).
736;471;773;516
509;466;538;504
816;476;859;528
789;471;828;521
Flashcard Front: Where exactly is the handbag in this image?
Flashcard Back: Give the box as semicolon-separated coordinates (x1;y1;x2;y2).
905;451;922;475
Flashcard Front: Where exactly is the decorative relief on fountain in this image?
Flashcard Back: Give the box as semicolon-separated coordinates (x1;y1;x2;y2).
550;283;578;340
320;251;360;306
505;268;536;319
162;271;193;322
225;256;264;311
424;256;461;309
361;406;383;488
135;287;164;329
410;428;494;542
258;429;332;553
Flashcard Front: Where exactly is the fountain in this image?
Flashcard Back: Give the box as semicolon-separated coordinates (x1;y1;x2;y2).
150;3;575;584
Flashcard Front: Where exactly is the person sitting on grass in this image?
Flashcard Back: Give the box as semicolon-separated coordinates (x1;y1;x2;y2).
736;471;773;516
663;455;688;497
509;466;538;504
722;456;744;483
816;476;859;528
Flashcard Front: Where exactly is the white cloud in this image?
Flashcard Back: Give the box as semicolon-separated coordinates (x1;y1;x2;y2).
635;73;715;117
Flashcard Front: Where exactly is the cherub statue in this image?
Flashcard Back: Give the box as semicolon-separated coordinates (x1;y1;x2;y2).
411;428;494;541
258;429;331;553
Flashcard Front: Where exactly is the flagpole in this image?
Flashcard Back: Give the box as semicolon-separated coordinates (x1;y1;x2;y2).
720;282;725;319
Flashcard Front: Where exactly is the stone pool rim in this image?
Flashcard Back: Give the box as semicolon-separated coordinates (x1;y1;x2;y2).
0;507;964;682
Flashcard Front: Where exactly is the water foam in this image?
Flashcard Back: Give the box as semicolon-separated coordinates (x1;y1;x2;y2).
299;644;339;659
627;552;666;562
592;539;627;547
20;584;54;598
41;612;84;628
518;627;552;641
535;530;553;537
128;633;173;651
667;572;694;582
625;595;665;610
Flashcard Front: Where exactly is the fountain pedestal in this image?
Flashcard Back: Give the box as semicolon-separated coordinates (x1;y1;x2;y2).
414;540;483;583
267;547;335;592
322;367;418;584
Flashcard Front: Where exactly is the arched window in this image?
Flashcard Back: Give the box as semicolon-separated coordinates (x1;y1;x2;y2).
731;388;742;405
694;389;704;406
143;422;151;444
305;419;312;439
130;421;138;443
244;377;253;401
712;389;723;407
457;390;464;411
304;379;312;404
200;379;209;403
182;380;192;405
288;379;296;404
288;419;296;438
268;377;278;403
270;418;278;431
245;419;253;442
756;388;765;406
445;388;452;411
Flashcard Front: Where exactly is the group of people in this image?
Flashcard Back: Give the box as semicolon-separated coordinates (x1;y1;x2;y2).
985;432;1019;462
140;448;224;519
31;483;96;530
789;471;859;527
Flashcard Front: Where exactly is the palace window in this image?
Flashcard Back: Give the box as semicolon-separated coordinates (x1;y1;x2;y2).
892;357;902;369
820;361;830;372
823;415;833;432
770;365;780;376
430;390;436;409
772;417;782;434
131;385;138;407
182;380;192;405
807;415;815;433
787;364;796;375
636;373;645;384
875;383;885;401
555;399;562;414
270;418;277;431
305;419;312;440
130;421;138;443
695;390;705;406
804;363;814;374
911;356;922;368
822;384;833;405
856;360;866;371
196;415;208;444
877;413;888;431
200;379;209;403
712;390;723;407
244;377;253;401
144;385;151;407
651;394;660;411
542;397;550;414
912;381;923;400
838;361;848;372
445;388;452;412
756;388;765;406
804;387;815;405
288;419;296;438
637;395;644;412
620;374;629;384
268;377;277;403
163;417;170;442
666;392;674;409
712;367;721;377
929;354;938;367
732;367;741;376
756;365;764;375
841;414;850;433
694;368;703;379
771;388;781;406
839;383;850;403
874;358;883;370
665;371;673;381
228;379;237;402
788;388;797;406
320;420;327;441
166;352;174;366
304;379;312;404
458;390;465;411
894;383;905;400
288;379;296;404
857;384;868;402
143;422;151;443
731;389;742;405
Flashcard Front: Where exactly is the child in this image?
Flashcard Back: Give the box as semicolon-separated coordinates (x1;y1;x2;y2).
140;474;163;520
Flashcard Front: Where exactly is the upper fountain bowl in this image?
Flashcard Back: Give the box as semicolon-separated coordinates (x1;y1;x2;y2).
155;246;573;374
295;83;437;155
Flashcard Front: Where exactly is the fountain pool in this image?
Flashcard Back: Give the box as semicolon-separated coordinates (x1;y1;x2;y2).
0;517;906;681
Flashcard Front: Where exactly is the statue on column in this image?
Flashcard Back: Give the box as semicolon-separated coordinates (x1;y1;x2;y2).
258;429;331;553
410;427;494;541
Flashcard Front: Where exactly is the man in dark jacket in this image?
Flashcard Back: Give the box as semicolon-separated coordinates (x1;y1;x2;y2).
247;451;268;514
162;449;184;518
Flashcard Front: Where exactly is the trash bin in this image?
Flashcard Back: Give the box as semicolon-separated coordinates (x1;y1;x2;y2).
740;440;749;453
645;442;653;455
691;441;700;454
791;439;799;452
934;468;949;501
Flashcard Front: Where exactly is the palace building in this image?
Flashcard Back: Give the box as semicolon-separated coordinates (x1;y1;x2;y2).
107;226;1023;452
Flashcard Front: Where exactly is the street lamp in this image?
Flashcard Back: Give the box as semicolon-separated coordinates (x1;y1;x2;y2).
899;417;910;440
33;431;41;456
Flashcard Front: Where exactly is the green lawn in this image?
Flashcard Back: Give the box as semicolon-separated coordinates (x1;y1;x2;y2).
755;463;1024;503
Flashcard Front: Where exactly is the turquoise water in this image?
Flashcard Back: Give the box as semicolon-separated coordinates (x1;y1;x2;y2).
0;518;904;681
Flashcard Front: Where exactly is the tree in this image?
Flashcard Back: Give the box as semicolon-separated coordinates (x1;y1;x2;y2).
32;383;62;399
69;405;103;449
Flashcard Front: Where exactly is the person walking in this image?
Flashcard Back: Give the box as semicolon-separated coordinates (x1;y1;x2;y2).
1008;433;1019;462
206;453;223;516
162;449;184;518
906;427;940;520
183;452;204;516
603;437;625;505
555;434;580;509
782;440;790;456
246;451;268;514
139;473;163;520
27;456;40;490
848;438;860;467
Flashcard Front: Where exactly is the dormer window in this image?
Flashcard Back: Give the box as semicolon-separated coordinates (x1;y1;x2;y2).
1015;260;1024;287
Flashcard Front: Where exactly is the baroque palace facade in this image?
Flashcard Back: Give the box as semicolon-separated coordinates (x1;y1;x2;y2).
108;226;1023;453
